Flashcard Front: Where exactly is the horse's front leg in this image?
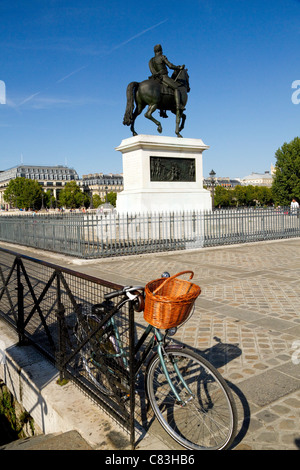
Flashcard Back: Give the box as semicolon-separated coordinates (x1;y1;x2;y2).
145;104;162;134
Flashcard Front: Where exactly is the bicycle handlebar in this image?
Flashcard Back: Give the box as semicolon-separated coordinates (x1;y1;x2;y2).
104;273;169;301
104;289;125;300
104;285;144;300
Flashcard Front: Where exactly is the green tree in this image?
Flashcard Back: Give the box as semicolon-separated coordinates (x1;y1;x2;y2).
45;190;56;208
215;185;274;208
58;181;89;208
244;186;258;206
4;177;43;210
232;185;247;206
214;186;232;207
106;192;117;207
92;194;102;208
272;137;300;206
256;186;273;206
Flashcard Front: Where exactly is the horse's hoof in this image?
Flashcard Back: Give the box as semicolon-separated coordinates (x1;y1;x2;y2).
176;133;183;138
158;125;162;134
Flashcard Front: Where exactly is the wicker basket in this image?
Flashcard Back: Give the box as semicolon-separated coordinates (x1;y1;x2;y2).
143;271;201;329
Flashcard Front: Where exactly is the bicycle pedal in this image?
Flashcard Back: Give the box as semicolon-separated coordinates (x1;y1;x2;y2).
121;390;139;401
121;393;131;402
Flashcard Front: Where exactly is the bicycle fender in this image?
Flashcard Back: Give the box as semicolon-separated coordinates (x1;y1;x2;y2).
165;344;185;351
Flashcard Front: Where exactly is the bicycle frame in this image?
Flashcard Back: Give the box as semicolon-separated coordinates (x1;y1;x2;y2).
96;305;195;406
71;281;237;451
99;313;129;369
74;287;195;408
153;329;194;404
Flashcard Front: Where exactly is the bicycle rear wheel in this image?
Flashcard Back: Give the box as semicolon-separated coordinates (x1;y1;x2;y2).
146;347;237;450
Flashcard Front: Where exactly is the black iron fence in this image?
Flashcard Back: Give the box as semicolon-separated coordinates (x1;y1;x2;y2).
0;207;299;258
0;246;144;448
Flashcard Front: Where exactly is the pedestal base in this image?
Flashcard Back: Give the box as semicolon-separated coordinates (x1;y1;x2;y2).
116;188;211;214
116;134;211;214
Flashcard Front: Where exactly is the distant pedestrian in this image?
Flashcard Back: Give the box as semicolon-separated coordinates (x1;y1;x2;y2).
290;198;299;215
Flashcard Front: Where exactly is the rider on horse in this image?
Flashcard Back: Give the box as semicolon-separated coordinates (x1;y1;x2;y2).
149;45;185;113
123;45;189;137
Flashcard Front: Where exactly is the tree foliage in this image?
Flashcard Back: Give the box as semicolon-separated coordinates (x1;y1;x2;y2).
213;184;273;208
4;177;43;210
58;181;89;208
106;191;117;207
214;186;233;207
92;194;102;208
272;137;300;206
92;191;117;208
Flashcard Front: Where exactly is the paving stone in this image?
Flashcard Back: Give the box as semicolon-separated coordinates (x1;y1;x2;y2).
282;398;300;408
256;410;278;423
238;369;300;406
0;431;93;450
256;431;279;444
1;238;300;450
270;404;291;415
278;419;296;431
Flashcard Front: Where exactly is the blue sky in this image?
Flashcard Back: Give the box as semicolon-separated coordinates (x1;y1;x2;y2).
1;0;300;179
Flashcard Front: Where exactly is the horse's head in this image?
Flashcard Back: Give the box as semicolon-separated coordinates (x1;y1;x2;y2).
172;67;190;93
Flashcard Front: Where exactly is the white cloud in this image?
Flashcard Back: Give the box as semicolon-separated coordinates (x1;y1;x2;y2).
26;95;103;109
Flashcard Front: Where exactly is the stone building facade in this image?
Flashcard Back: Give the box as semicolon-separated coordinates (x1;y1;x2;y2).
0;165;79;209
81;173;123;201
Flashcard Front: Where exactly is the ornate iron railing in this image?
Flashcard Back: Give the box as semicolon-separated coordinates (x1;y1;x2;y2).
0;246;139;447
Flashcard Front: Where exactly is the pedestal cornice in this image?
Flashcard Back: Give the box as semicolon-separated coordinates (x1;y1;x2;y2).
115;134;209;154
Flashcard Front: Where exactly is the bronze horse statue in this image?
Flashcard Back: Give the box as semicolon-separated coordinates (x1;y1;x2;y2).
123;68;190;138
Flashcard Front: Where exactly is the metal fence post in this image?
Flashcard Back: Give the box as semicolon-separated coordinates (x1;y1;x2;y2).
16;257;26;345
55;271;67;383
129;302;135;450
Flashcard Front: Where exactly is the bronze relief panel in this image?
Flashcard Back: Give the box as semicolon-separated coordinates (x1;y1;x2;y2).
150;156;195;182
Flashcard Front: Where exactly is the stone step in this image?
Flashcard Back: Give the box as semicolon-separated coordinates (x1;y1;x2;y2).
0;430;93;450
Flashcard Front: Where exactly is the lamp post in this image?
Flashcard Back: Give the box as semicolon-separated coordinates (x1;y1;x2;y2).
209;169;216;211
41;190;45;210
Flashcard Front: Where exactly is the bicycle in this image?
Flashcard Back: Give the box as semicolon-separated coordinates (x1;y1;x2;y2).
74;272;238;451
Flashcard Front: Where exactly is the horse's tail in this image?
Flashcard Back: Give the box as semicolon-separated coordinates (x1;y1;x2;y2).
123;81;139;126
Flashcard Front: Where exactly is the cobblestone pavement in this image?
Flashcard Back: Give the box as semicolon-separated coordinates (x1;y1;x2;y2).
1;238;300;450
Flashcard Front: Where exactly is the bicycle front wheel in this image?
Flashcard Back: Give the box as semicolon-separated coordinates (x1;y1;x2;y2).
146;347;237;450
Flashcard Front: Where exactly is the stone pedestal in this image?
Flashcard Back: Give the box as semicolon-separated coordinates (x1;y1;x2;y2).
116;134;211;214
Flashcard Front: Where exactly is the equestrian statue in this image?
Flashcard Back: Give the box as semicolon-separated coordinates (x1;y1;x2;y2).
123;45;190;138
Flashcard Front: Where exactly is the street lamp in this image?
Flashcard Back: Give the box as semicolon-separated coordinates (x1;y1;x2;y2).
41;190;45;210
209;169;216;211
